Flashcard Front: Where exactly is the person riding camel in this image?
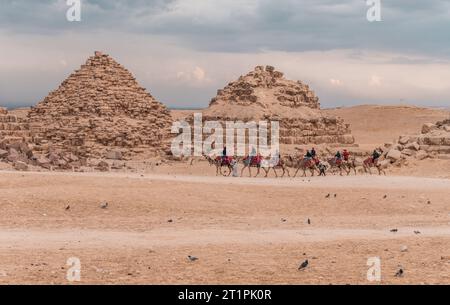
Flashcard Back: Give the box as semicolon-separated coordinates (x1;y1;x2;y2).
222;146;228;164
305;150;313;160
311;148;316;158
335;151;342;164
372;149;381;165
343;149;350;162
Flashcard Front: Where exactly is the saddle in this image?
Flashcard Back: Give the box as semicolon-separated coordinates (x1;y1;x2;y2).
246;155;261;166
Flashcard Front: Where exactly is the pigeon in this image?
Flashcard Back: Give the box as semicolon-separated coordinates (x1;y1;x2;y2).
414;230;421;235
167;219;173;223
65;205;70;211
298;260;309;270
188;255;198;262
281;218;287;223
325;193;330;198
390;229;398;233
100;202;108;209
395;268;404;277
307;218;311;225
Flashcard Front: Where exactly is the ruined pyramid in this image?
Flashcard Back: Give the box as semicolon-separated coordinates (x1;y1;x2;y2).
203;65;355;145
28;51;173;159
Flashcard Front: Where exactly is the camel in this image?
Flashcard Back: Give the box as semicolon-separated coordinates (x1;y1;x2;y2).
293;157;318;177
327;157;350;176
240;155;263;177
343;157;364;175
211;156;235;176
363;148;387;175
260;156;291;178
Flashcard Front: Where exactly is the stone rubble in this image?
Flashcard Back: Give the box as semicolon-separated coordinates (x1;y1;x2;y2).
385;119;450;164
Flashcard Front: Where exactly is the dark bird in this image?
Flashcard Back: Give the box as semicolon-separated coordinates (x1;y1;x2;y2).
390;229;398;233
65;205;70;211
395;268;404;277
298;260;309;270
427;200;431;204
188;255;198;262
168;219;173;223
281;218;287;222
383;195;387;199
100;202;108;209
414;231;421;235
325;194;330;198
307;219;311;225
334;194;337;198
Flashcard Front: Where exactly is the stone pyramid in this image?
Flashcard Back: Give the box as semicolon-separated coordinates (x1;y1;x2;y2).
28;51;173;159
203;65;354;145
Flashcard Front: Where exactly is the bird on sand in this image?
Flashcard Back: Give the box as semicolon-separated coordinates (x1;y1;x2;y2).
298;260;309;270
65;205;70;211
307;219;311;225
395;268;404;277
188;255;198;262
383;195;387;199
414;230;421;235
390;229;398;233
325;193;330;198
100;202;108;209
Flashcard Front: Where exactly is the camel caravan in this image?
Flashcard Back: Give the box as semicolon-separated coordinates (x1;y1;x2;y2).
201;147;389;178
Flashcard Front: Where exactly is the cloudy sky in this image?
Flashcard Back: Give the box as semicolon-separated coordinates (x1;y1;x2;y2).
1;0;450;109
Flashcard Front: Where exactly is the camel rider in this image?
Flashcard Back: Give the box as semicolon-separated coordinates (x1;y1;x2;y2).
372;149;380;164
311;148;317;158
305;150;313;160
222;146;227;163
335;151;342;162
343;149;350;162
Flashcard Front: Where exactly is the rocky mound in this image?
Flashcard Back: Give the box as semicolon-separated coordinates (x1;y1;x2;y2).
203;66;354;145
386;119;450;163
28;51;173;159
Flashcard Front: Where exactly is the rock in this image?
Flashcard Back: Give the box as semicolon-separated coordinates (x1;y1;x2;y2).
97;161;109;171
401;149;416;157
415;150;428;160
405;142;420;151
387;149;402;161
6;148;19;162
14;161;28;171
437;154;450;160
422;123;437;134
0;149;8;159
106;150;122;160
398;136;410;145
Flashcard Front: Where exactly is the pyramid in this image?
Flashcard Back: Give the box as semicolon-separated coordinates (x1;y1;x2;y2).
203;65;354;146
28;51;173;159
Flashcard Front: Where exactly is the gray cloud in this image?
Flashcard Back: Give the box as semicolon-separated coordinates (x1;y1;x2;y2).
1;0;449;55
0;0;450;109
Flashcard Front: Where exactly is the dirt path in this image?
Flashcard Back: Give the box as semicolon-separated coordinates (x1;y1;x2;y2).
2;170;450;190
0;227;449;250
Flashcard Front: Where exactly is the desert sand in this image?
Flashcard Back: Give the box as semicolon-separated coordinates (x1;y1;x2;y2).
0;105;449;284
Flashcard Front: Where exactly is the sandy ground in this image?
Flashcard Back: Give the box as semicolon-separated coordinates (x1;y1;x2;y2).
0;171;448;284
1;104;449;284
324;104;450;148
